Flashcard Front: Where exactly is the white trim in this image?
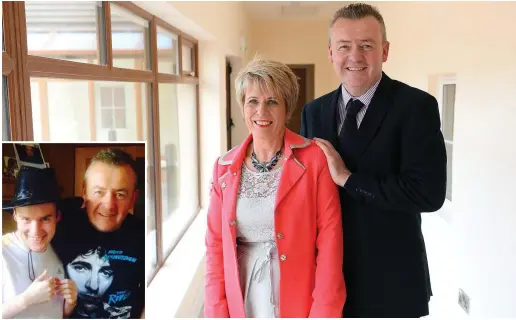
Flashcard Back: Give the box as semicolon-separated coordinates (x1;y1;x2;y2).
436;76;456;130
437;76;456;204
289;137;310;149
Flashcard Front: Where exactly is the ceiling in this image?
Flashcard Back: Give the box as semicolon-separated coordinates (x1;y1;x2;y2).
243;1;353;20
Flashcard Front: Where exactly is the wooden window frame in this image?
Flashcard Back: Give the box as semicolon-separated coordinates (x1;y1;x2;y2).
2;1;201;285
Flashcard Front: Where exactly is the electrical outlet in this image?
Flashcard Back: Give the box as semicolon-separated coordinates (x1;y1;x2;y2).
458;288;470;314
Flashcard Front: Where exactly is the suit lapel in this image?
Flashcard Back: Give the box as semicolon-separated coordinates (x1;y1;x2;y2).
354;73;394;157
320;86;341;149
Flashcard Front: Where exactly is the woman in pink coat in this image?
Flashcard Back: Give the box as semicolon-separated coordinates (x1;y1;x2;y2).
205;58;346;318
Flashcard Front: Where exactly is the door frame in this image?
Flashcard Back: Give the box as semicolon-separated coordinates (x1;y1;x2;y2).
287;64;315;104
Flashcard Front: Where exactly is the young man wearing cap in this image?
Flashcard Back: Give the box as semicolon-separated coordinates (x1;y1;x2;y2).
2;167;79;319
51;148;145;319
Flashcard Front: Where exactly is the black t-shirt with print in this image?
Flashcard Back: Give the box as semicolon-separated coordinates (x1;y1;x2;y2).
52;208;145;319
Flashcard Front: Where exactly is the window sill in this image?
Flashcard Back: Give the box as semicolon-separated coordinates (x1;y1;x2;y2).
146;209;207;317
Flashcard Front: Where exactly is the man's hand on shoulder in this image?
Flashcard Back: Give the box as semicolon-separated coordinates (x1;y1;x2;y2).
313;138;351;187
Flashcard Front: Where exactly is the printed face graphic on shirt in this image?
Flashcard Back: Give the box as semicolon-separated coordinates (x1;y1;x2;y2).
66;246;114;312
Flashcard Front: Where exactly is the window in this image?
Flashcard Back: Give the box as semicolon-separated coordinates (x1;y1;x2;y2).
110;4;151;71
181;39;196;76
29;79;148;141
158;83;199;258
25;1;105;64
146;115;158;282
3;1;200;286
438;78;456;201
157;26;179;75
100;86;127;129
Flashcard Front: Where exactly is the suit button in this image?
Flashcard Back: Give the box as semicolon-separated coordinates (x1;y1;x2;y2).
233;172;237;176
277;232;283;239
221;182;227;189
280;254;287;261
230;220;237;226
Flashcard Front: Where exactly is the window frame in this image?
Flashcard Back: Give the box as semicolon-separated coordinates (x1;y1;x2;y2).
437;76;456;203
2;0;202;285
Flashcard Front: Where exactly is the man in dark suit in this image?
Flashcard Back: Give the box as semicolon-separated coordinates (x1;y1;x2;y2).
300;3;447;318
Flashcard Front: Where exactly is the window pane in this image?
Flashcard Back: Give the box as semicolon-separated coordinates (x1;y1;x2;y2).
2;76;10;141
146;93;157;283
111;4;150;71
114;87;126;107
25;1;103;64
114;109;126;128
443;84;456;142
157;26;179;75
100;87;112;106
101;109;113;128
181;43;194;73
159;83;199;258
445;141;453;201
30;78;148;141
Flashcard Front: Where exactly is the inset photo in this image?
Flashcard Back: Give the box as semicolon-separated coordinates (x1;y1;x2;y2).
2;142;145;319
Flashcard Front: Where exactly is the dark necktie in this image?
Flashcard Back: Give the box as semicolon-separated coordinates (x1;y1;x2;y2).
339;99;364;161
342;99;364;135
342;99;364;133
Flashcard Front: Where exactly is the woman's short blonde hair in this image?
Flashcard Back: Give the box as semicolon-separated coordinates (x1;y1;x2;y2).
235;57;300;120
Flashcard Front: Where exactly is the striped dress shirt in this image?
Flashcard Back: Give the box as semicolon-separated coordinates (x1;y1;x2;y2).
337;75;382;135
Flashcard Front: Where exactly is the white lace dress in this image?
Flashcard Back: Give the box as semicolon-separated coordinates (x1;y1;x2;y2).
236;163;283;318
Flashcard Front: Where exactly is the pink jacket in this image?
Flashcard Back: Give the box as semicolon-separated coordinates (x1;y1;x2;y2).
205;129;346;318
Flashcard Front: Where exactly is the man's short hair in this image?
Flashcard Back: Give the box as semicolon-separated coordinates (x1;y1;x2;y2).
84;148;138;189
329;3;387;43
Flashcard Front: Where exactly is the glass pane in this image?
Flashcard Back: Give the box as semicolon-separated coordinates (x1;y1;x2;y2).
2;76;10;141
146;88;157;283
114;87;126;107
159;83;199;258
30;78;148;141
114;109;126;128
111;4;150;71
445;141;453;201
181;44;193;73
100;87;112;106
443;84;456;142
157;26;179;75
101;109;113;128
25;1;103;64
